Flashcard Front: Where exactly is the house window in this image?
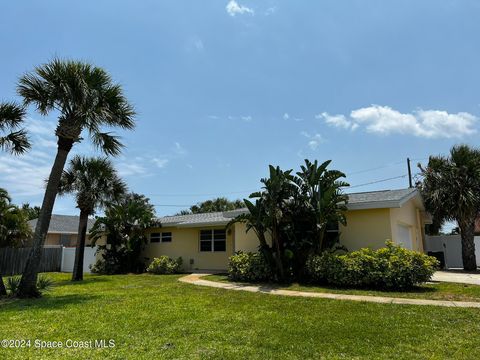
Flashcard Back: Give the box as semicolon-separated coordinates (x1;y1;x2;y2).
150;233;161;243
161;232;172;242
325;222;340;247
199;229;226;252
150;232;172;243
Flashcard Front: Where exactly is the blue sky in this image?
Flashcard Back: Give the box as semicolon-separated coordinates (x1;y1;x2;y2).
1;0;480;217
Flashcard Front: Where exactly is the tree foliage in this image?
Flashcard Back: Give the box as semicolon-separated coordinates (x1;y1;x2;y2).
90;193;156;274
179;197;245;215
0;102;30;154
230;159;349;281
58;156;127;280
17;58;136;297
418;144;480;270
0;188;33;248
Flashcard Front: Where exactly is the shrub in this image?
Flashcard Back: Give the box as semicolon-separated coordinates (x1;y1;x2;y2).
36;275;54;292
147;256;183;274
306;241;439;290
6;276;21;295
5;275;54;296
228;251;272;282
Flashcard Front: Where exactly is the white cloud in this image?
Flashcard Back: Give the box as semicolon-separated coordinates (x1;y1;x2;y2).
226;0;254;16
283;113;289;120
25;118;56;137
321;105;477;138
301;131;324;150
226;115;253;122
265;6;276;16
173;142;187;156
115;161;147;177
152;158;169;168
317;112;358;131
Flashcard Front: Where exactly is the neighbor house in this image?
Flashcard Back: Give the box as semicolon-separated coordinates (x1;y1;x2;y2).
28;214;96;247
143;188;430;271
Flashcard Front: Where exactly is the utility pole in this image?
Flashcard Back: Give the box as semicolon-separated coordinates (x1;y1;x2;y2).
407;157;413;188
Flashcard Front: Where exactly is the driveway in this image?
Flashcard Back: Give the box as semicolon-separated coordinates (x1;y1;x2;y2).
432;271;480;286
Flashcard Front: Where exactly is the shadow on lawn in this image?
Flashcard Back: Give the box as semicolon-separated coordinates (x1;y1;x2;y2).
0;293;100;311
54;276;111;287
212;274;438;295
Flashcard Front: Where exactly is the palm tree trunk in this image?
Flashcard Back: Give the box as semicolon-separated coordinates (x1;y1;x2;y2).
72;209;89;281
272;222;285;281
17;138;73;298
0;274;6;296
459;220;477;271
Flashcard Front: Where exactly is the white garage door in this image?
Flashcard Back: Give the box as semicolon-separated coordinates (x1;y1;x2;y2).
397;224;413;250
61;246;98;273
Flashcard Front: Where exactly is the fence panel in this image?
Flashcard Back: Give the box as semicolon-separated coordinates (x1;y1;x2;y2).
0;246;62;276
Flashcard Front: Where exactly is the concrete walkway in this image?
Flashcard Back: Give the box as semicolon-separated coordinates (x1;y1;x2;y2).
432;271;480;286
179;273;480;308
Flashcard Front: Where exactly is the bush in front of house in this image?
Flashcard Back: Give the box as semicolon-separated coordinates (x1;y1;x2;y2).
228;251;273;282
147;256;183;274
306;241;439;290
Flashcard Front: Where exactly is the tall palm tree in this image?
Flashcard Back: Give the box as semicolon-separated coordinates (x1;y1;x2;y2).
17;59;135;297
0;102;29;296
419;145;480;271
58;156;127;281
0;102;30;154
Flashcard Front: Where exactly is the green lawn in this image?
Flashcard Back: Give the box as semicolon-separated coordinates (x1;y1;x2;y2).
0;273;479;359
206;274;480;302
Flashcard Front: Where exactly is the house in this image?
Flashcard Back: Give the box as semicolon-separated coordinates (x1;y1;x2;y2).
143;188;430;271
28;215;96;247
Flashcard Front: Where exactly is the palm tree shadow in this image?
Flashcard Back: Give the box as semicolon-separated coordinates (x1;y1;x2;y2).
1;293;99;311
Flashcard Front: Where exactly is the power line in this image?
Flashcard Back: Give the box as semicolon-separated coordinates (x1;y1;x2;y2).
347;174;409;189
147;157;428;200
146;190;256;197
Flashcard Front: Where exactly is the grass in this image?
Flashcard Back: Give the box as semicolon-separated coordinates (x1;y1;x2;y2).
205;274;480;302
0;273;479;359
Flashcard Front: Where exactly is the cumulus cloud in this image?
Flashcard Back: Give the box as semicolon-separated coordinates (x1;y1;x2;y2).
316;112;358;131
319;105;477;138
226;0;254;16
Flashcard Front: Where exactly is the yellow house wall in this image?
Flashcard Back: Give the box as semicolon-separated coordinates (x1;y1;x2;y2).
233;223;261;253
142;226;234;270
389;198;423;252
339;208;392;251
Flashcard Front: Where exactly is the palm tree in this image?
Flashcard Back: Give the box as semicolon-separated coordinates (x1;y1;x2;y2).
294;159;349;253
90;193;156;274
58;156;127;281
0;102;29;296
17;59;135;297
419;145;480;271
0;102;30;154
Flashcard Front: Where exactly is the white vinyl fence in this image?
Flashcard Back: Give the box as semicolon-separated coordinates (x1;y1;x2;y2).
61;246;98;273
425;235;480;269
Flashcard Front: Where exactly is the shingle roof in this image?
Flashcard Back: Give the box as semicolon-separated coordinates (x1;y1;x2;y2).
346;188;419;210
28;215;96;234
157;188;421;227
159;209;246;227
